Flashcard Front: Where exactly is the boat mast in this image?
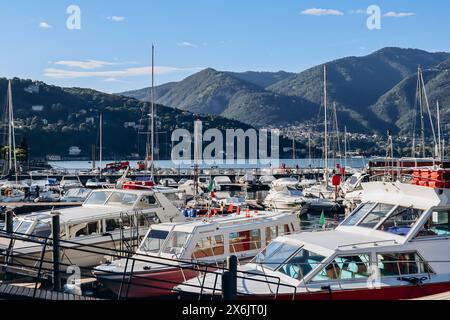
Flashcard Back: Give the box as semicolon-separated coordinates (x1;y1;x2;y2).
7;80;18;182
418;67;426;158
419;68;438;158
437;101;442;160
308;132;312;167
344;126;347;168
99;113;103;172
151;45;155;179
323;65;329;184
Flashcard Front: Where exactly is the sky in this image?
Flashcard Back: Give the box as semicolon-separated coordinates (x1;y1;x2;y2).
0;0;449;93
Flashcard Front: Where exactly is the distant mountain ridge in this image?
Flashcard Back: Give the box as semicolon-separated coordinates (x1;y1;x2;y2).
119;47;450;133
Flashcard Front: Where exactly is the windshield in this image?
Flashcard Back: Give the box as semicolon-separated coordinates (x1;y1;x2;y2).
140;229;170;253
340;202;376;226
105;192;138;207
252;241;299;271
12;220;33;234
85;191;112;205
162;231;190;256
278;248;326;280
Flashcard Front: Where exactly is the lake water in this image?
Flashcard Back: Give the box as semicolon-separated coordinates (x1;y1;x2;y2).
49;158;368;170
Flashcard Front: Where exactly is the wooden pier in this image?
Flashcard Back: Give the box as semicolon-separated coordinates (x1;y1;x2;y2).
0;282;100;300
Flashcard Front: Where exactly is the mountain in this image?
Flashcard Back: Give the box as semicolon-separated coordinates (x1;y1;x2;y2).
267;47;450;132
371;59;450;134
117;47;450;133
120;68;317;127
0;78;269;159
226;71;295;89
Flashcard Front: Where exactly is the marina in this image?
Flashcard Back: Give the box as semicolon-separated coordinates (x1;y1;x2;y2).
1;1;450;309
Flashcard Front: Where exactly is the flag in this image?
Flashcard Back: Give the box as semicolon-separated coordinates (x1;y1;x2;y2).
319;210;325;229
236;206;240;215
228;203;234;213
207;179;214;193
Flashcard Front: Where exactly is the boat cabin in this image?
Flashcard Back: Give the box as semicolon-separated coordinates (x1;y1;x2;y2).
136;211;300;263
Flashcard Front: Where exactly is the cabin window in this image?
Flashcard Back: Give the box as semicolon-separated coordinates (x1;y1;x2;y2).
265;225;292;244
377;252;432;277
106;192;137;207
135;196;158;209
416;210;450;237
162;231;190;256
229;229;261;253
140;229;169;253
71;221;100;238
358;203;395;228
15;221;33;235
278;248;326;280
378;207;424;236
30;222;52;239
191;235;225;259
311;254;370;282
85;191;111;205
105;219;120;232
265;226;278;244
341;202;376;226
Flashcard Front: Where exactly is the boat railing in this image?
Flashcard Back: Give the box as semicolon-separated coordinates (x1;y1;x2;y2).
0;228;300;300
337;239;398;249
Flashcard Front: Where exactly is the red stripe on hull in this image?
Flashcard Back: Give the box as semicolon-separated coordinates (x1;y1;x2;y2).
240;282;450;300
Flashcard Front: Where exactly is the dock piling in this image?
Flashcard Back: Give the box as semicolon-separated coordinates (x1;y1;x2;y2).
5;210;14;233
52;212;61;292
222;255;237;300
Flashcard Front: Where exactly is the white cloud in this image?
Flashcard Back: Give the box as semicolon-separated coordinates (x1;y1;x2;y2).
178;41;198;48
384;11;415;18
54;60;122;70
300;8;344;16
39;22;52;29
44;66;202;79
107;16;125;22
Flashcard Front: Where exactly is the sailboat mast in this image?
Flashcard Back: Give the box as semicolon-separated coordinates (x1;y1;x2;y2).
418;67;426;158
150;44;155;178
7;81;17;181
344;126;347;168
437;101;442;160
99;113;103;171
323;65;329;184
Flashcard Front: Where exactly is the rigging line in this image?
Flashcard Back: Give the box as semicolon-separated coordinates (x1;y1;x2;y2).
411;68;420;157
420;71;438;158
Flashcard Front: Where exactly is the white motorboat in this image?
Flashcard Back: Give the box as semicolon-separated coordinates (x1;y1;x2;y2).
60;176;83;191
177;178;450;300
0;189;186;276
93;210;300;298
270;177;299;189
159;178;178;188
263;187;306;212
258;175;276;186
85;177;111;189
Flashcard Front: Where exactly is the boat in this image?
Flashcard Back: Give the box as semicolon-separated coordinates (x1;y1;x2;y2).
123;177;155;190
159;178;178;188
263;187;306;212
85;177;111;189
0;188;185;276
59;176;83;191
270;177;299;189
176;177;450;300
93;210;301;298
258;175;276;186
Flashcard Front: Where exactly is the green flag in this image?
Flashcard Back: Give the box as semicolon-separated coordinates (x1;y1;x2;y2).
319;210;325;228
207;179;214;193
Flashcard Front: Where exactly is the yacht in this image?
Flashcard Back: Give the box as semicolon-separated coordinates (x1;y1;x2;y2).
0;189;185;277
176;178;450;300
270;177;299;189
263;187;306;212
93;210;300;298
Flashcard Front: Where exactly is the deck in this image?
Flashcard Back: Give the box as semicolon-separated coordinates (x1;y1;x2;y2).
0;282;100;300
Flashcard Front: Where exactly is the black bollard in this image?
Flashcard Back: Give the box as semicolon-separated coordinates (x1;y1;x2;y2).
222;255;238;300
52;213;61;292
6;210;14;233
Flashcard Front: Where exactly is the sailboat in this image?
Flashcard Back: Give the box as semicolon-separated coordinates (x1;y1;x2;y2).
303;65;336;200
0;80;25;201
123;46;157;190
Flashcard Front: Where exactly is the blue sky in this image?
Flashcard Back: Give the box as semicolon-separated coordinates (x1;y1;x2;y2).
0;0;448;93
